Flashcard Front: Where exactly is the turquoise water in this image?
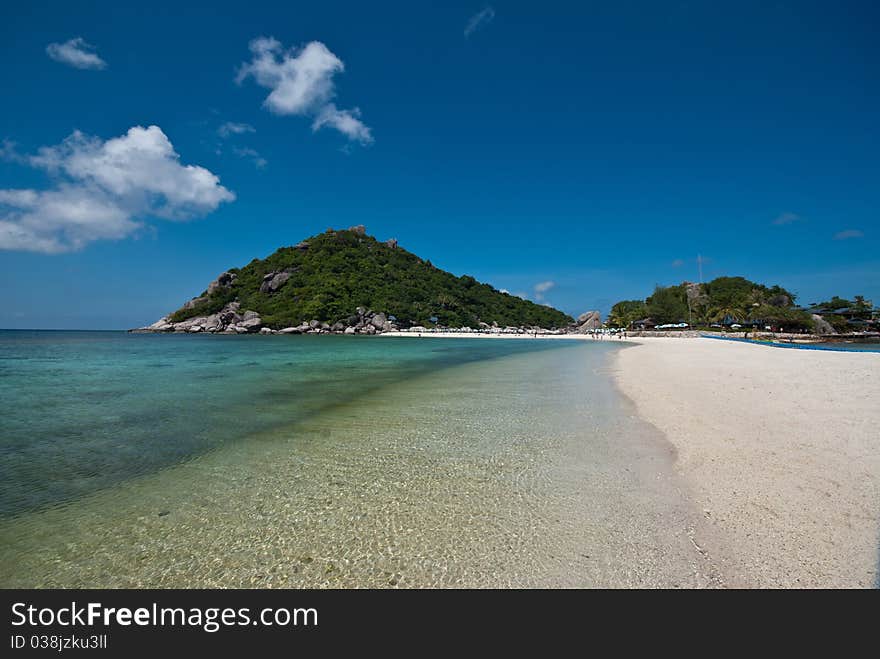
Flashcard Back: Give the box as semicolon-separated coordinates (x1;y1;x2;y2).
0;331;573;517
0;333;720;588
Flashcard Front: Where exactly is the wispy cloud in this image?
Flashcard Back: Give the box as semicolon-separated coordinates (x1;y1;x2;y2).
0;139;25;164
0;126;234;253
834;229;864;240
236;37;372;144
772;212;801;226
312;105;372;143
46;37;107;70
464;7;496;38
671;258;685;267
533;280;555;302
217;122;255;138
232;146;267;169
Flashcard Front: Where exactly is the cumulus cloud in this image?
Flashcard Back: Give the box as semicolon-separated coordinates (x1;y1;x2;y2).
0;125;234;253
217;122;255;138
772;212;801;225
236;37;372;144
533;280;555;302
464;7;496;37
833;229;864;240
46;37;107;70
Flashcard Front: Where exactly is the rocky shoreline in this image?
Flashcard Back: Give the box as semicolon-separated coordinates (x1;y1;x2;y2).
130;302;607;336
131;304;399;336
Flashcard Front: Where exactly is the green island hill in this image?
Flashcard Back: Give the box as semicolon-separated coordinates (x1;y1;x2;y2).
135;226;573;335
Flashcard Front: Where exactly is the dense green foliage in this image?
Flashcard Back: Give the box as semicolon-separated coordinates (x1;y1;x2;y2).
607;300;648;327
610;276;814;329
808;295;874;318
169;229;573;329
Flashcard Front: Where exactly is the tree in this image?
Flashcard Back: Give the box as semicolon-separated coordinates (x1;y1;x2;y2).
608;300;647;327
646;285;689;324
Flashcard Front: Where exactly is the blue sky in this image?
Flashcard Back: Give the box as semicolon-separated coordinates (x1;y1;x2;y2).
1;0;877;328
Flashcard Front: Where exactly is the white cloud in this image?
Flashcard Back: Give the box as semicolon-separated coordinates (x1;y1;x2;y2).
236;37;372;143
773;212;801;226
0;126;234;253
232;146;267;169
671;258;685;267
833;229;864;240
533;280;555;302
217;122;255;138
464;7;496;38
312;104;372;143
0;139;26;163
46;37;107;70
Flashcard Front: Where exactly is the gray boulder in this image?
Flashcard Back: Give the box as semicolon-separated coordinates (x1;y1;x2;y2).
182;295;208;311
259;271;291;293
207;271;237;294
147;316;174;331
370;312;390;331
572;310;602;333
239;312;262;331
812;314;835;335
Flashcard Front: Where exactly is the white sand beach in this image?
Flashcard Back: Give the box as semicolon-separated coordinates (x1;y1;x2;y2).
381;330;593;340
614;337;880;587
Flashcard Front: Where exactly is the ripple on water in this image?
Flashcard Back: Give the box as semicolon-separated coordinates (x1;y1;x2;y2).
0;341;720;588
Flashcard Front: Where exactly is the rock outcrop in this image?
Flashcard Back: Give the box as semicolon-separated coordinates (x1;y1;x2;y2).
207;271;237;294
259;270;292;293
811;314;835;335
570;310;603;333
133;304;401;336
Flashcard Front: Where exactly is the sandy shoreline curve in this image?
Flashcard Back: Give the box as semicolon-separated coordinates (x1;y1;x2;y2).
613;336;880;587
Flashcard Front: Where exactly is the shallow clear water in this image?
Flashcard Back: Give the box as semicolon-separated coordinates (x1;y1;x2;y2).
0;331;569;517
0;332;720;587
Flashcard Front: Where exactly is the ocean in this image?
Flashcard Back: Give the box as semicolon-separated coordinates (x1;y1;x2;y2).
0;331;715;587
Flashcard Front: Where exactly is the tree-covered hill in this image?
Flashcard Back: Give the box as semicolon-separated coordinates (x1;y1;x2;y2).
608;276;815;329
164;226;572;330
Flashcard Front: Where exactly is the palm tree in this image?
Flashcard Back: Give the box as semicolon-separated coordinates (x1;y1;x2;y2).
711;306;745;324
